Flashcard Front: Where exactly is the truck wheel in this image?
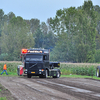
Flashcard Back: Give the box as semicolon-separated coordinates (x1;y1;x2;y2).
53;70;60;78
27;74;31;78
39;75;43;78
44;70;48;78
56;71;60;78
96;66;100;77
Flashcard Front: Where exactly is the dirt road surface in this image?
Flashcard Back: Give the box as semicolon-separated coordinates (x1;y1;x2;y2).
0;76;100;100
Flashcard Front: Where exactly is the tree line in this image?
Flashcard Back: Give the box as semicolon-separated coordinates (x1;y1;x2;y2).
0;0;100;62
0;11;56;60
50;0;100;63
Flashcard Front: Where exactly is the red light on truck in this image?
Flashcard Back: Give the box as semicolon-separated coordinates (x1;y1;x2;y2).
41;69;44;71
21;49;28;54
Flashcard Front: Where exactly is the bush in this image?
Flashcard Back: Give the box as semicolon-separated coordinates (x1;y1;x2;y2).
0;62;21;74
60;63;97;76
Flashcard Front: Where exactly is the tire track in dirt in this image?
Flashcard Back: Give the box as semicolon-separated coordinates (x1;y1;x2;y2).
13;77;78;100
0;77;79;100
0;76;100;100
27;77;100;100
43;77;100;93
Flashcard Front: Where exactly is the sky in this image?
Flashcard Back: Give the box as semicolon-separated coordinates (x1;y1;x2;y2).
0;0;100;22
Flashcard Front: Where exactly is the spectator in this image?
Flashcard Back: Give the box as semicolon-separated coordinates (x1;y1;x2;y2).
1;63;8;75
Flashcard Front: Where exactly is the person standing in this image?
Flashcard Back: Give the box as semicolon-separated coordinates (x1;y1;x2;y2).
1;63;8;75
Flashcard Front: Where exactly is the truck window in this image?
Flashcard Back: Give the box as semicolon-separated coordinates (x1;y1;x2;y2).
25;55;43;61
43;55;49;60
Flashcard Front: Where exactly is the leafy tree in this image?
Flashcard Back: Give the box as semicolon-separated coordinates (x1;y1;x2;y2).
0;9;4;36
94;5;100;14
34;28;43;48
43;31;57;50
34;21;57;50
24;18;40;36
41;22;48;35
7;12;15;23
1;16;34;60
96;33;100;50
50;0;97;62
50;32;69;61
0;9;5;55
40;21;57;50
30;18;40;34
94;49;100;62
94;5;100;50
50;7;80;62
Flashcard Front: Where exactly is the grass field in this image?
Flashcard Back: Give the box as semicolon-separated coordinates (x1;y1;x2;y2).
0;61;99;77
0;61;21;75
60;63;100;76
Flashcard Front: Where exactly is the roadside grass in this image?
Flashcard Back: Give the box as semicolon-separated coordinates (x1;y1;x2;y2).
59;63;100;80
0;62;100;80
0;97;7;100
0;62;21;76
0;83;10;100
60;63;98;76
61;74;100;80
0;72;17;76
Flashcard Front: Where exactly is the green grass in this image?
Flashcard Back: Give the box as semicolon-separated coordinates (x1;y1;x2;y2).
59;63;100;80
60;63;97;76
0;62;100;80
0;72;17;76
0;97;7;100
0;62;21;76
61;74;100;80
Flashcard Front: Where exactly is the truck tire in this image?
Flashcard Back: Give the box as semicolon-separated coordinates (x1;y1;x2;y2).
53;70;60;78
56;71;60;78
27;74;31;78
39;70;48;78
44;70;48;78
39;75;43;78
96;66;100;77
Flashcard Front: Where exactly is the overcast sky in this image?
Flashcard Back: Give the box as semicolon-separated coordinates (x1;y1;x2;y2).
0;0;100;22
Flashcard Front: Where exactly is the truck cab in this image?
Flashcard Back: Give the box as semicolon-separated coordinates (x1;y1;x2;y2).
17;48;61;78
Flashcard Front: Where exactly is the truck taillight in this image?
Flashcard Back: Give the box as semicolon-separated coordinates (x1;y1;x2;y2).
21;49;28;54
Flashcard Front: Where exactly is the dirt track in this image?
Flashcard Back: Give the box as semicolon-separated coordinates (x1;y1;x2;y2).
0;76;100;100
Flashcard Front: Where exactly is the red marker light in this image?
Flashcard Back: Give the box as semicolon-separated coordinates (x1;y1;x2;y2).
21;49;28;54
